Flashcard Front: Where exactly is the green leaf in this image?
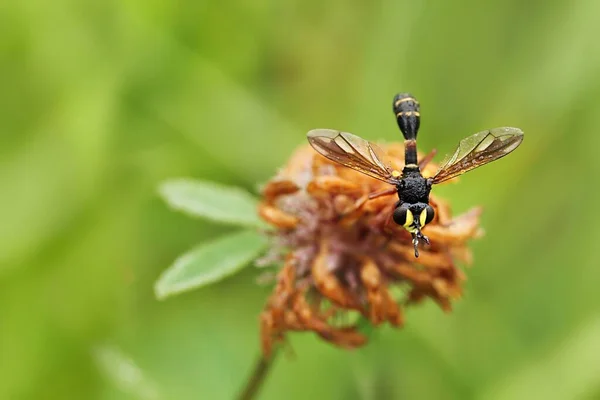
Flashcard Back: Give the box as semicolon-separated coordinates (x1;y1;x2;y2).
158;178;264;227
93;345;160;400
154;229;268;300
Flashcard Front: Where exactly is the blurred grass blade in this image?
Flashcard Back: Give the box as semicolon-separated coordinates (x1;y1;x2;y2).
93;345;160;400
155;229;268;300
158;178;264;227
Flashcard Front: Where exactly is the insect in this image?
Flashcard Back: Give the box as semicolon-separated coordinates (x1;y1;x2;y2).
307;93;524;257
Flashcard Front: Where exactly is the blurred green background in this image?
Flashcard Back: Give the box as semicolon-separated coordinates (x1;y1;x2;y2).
2;0;600;399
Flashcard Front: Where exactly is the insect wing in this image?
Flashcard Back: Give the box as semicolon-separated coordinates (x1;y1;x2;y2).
432;127;523;184
307;129;398;184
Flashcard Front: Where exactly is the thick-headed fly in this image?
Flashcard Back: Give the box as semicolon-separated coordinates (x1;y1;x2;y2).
307;93;523;257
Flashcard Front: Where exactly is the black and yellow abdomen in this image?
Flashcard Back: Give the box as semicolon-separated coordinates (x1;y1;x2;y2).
393;93;421;167
393;93;420;141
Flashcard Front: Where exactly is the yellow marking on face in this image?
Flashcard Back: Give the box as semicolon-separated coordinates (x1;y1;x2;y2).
405;225;419;234
391;170;401;178
404;163;418;168
406;226;419;234
394;97;417;107
403;209;414;230
420;208;428;227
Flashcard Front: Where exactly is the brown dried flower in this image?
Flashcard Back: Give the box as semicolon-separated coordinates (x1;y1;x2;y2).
257;143;483;357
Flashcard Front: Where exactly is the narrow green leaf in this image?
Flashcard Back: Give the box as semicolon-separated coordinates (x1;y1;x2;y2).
158;178;264;227
93;345;160;400
154;229;268;300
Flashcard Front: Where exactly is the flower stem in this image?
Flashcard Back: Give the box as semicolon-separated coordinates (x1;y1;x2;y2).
238;351;277;400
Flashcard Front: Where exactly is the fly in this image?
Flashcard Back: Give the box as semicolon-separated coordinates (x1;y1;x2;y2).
307;93;524;257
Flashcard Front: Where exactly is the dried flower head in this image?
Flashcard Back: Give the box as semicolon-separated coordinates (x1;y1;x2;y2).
257;142;483;357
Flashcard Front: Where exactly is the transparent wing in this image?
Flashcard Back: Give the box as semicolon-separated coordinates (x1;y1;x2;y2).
432;127;524;184
307;129;399;184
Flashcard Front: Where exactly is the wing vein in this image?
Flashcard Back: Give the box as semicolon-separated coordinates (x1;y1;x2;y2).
433;127;523;184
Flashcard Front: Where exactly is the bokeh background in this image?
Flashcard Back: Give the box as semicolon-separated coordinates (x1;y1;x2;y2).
2;0;600;399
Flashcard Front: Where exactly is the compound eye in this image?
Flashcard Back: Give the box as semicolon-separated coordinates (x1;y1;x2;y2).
421;205;435;226
393;204;412;227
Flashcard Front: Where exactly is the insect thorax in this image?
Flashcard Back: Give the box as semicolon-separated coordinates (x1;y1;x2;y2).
398;171;431;204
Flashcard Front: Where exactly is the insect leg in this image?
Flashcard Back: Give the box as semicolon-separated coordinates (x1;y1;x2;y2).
368;186;397;200
418;148;437;169
411;231;430;258
334;194;368;220
336;186;395;222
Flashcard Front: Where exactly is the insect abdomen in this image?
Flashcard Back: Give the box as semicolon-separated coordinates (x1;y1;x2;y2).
393;93;420;140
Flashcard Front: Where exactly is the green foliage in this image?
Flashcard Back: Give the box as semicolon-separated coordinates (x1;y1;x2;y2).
154;229;267;300
155;178;267;300
93;345;160;400
158;178;265;228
